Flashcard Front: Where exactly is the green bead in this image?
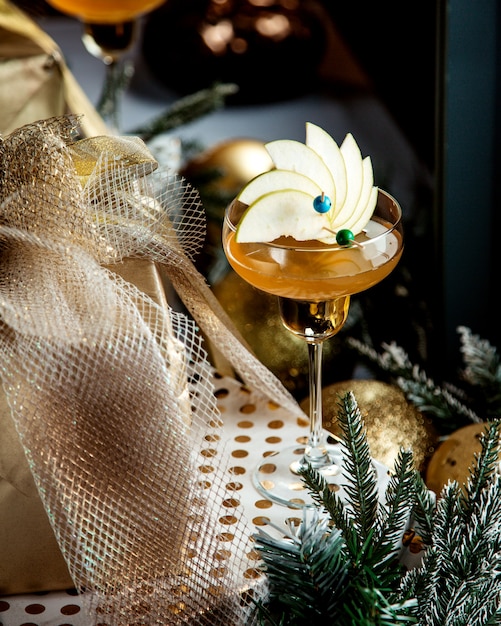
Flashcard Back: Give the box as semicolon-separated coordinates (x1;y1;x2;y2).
336;229;355;246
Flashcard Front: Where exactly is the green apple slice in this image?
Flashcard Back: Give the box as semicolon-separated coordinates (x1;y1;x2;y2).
235;189;331;243
337;156;375;231
237;169;322;206
265;139;336;206
345;185;378;235
330;133;364;225
305;122;347;211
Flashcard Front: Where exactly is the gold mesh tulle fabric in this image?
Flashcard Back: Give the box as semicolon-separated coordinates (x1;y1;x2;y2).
0;116;300;623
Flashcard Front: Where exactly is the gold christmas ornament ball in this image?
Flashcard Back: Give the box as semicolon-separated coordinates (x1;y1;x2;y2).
301;380;437;471
426;422;497;494
182;139;273;193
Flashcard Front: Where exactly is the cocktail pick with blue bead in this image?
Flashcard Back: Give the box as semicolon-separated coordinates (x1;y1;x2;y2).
313;192;331;214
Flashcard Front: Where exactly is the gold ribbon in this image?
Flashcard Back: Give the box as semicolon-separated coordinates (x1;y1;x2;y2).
0;116;299;622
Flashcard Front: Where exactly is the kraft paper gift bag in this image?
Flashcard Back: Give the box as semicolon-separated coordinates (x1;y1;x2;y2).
0;255;176;596
0;3;195;598
0;0;107;138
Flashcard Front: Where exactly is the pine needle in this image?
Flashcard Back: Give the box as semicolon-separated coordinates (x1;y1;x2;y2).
347;335;483;430
131;83;239;142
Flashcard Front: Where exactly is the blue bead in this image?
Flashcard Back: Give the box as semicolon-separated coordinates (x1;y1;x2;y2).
336;229;355;246
313;194;331;213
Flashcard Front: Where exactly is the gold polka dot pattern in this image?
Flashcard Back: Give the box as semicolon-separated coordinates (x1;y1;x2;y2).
1;373;394;622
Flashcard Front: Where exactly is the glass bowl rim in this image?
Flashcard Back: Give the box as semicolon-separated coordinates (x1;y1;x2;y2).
224;188;403;253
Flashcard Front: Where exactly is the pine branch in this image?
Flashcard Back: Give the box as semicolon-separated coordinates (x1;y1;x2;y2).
461;421;501;519
131;83;239;142
299;394;418;606
336;391;380;547
397;376;481;426
459;326;501;388
347;337;482;430
374;448;416;575
252;510;350;623
298;391;382;562
422;481;465;619
401;421;501;625
254;392;501;625
346;337;413;379
297;464;364;573
298;464;350;536
458;326;501;416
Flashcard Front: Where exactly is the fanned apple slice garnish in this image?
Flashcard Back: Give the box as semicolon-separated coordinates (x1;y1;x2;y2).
265;139;336;208
234;123;379;244
237;169;322;206
305;122;347;212
235;189;330;243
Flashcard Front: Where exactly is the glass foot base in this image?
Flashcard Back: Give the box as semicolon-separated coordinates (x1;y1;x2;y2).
252;441;357;508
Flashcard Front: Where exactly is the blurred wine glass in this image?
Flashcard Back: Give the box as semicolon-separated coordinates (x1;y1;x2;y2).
46;0;166;131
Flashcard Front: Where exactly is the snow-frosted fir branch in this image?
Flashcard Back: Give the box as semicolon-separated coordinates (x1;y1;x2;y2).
347;336;482;428
252;362;501;625
458;326;501;388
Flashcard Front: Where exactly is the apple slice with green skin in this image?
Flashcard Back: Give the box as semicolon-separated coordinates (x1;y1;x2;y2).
338;156;376;231
265;139;336;207
305;122;347;212
330;133;364;226
347;185;378;236
235;189;334;244
237;169;322;206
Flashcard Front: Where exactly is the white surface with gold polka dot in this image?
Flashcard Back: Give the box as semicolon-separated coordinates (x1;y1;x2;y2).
0;373;391;625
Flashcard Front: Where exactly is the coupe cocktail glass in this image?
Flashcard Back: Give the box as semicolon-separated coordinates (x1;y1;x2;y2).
222;189;404;506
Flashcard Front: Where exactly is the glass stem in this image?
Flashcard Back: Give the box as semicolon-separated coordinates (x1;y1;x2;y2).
97;59;134;134
305;341;330;468
82;20;138;134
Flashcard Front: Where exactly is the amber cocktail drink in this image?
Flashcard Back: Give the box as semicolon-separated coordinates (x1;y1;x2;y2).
46;0;164;22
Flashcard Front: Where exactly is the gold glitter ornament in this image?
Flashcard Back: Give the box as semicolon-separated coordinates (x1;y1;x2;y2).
182;138;274;195
425;422;498;494
301;379;437;471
